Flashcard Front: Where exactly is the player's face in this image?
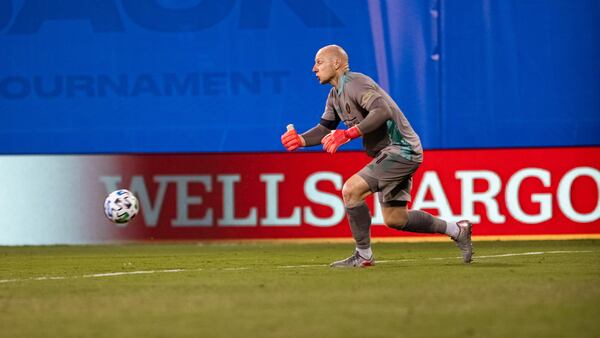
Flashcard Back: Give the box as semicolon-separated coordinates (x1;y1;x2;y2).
312;53;336;84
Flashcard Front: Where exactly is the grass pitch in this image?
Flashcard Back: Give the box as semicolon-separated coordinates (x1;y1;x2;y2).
1;239;599;338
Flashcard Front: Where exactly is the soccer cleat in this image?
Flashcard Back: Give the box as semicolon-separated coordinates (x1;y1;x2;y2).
452;220;473;263
330;251;375;268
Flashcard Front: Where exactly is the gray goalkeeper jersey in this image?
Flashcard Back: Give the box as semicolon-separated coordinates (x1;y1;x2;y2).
321;72;423;161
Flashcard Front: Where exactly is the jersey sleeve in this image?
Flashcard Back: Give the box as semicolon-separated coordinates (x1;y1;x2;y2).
349;76;383;111
318;90;340;130
347;76;390;134
320;90;337;121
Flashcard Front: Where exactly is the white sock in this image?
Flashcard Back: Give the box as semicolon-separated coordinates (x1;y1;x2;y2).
444;221;460;238
356;247;373;259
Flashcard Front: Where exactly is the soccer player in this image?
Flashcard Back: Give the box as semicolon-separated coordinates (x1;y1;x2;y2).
281;45;473;267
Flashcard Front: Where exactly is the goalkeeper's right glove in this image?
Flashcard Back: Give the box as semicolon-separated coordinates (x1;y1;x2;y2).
281;128;303;151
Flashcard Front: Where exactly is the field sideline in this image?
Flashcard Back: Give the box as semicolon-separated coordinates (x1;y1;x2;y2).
1;239;599;338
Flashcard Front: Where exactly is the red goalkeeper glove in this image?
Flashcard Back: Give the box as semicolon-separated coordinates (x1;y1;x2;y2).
321;126;361;154
281;128;303;151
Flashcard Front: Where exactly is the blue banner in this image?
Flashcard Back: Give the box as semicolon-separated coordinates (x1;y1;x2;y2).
0;0;598;154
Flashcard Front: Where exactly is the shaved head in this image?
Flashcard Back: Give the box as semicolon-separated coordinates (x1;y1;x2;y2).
312;45;350;87
316;45;349;71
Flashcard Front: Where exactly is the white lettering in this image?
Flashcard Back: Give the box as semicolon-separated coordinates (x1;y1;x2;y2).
303;172;345;227
558;167;600;223
169;175;213;227
99;164;598;230
412;171;461;222
131;176;169;227
217;174;257;226
260;174;301;226
456;170;506;223
505;168;552;224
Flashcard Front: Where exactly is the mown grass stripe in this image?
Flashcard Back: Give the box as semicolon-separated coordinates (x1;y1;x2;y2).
0;250;594;283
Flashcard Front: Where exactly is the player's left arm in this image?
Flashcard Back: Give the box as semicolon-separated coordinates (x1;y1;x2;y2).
353;96;393;134
322;87;391;154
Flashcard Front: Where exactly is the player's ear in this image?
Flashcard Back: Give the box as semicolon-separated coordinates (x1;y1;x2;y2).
333;58;341;70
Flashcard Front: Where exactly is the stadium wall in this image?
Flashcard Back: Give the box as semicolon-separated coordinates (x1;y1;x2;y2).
0;0;598;153
1;147;598;245
1;1;599;244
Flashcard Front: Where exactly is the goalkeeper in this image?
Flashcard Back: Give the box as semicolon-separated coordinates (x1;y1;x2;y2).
281;45;473;267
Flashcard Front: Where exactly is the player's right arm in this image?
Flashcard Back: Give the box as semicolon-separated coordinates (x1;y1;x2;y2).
281;118;339;151
281;93;340;151
302;117;340;145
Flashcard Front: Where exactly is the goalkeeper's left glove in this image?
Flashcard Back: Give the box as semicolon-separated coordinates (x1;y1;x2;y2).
321;126;361;154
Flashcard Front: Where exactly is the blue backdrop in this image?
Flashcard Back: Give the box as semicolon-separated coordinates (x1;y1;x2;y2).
0;0;598;154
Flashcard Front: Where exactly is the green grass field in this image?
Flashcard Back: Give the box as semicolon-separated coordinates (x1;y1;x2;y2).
1;239;599;338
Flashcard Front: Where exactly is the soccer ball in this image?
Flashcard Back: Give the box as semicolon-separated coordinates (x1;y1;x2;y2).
104;189;139;224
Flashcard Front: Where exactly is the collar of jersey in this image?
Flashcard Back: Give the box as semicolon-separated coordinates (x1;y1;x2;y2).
336;73;348;96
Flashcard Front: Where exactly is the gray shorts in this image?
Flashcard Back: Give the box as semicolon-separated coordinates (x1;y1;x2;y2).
357;147;421;207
